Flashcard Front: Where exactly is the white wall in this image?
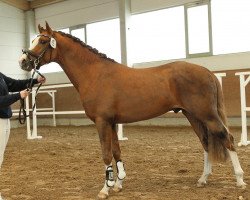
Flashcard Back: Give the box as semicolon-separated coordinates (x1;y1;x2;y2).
134;52;250;71
0;2;27;79
131;0;194;14
35;0;119;30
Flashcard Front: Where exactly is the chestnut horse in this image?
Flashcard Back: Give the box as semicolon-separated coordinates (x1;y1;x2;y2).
19;22;246;199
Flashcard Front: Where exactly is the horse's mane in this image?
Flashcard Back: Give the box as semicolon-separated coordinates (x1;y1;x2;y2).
56;31;116;63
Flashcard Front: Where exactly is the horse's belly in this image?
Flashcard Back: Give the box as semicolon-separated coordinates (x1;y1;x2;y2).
115;99;173;123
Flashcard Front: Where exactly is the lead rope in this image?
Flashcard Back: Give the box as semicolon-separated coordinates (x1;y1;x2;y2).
18;68;45;124
18;34;53;124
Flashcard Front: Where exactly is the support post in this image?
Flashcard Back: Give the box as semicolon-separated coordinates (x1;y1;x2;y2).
117;0;131;141
24;10;42;139
118;124;128;141
52;92;56;126
235;72;250;146
30;88;42;139
26;94;31;139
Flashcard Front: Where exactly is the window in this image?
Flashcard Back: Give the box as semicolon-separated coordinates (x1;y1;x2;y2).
187;5;210;54
212;0;250;55
71;27;86;42
39;62;62;74
185;2;212;57
86;19;121;62
59;28;70;34
130;6;185;63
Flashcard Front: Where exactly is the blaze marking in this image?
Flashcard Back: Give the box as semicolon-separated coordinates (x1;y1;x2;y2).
29;36;40;50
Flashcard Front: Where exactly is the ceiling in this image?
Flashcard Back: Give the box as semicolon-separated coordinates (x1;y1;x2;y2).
0;0;66;10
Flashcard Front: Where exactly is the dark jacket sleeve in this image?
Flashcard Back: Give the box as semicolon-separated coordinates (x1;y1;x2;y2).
0;93;21;108
2;74;39;92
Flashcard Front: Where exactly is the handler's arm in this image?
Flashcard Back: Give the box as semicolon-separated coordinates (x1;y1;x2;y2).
2;74;38;92
0;93;21;108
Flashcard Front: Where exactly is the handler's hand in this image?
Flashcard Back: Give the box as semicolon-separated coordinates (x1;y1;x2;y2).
37;76;46;84
20;89;30;99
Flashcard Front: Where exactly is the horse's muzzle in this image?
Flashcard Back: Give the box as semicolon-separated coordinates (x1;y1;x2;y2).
19;58;34;72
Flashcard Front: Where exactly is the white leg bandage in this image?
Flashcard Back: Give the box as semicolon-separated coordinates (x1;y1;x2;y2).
105;165;115;187
114;160;126;192
117;160;126;180
98;164;115;199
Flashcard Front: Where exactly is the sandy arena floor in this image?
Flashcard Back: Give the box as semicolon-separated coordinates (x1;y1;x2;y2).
0;125;249;200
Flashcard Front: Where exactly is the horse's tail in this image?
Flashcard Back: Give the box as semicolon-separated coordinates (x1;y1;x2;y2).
214;76;228;127
207;75;230;163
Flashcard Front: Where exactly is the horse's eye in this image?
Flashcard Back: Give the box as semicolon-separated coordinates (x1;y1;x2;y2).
40;40;47;44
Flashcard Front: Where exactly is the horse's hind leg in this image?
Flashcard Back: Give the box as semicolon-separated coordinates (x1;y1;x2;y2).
198;151;212;187
183;111;212;187
111;124;126;192
95;118;115;199
227;150;246;188
204;117;246;188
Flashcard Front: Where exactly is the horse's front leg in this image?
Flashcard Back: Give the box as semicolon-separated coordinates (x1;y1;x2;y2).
111;124;126;192
95;118;115;199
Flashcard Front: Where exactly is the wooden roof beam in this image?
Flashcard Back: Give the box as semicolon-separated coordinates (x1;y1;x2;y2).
0;0;30;10
30;0;66;9
0;0;66;10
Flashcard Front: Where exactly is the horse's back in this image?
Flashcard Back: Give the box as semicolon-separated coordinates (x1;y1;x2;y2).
110;61;216;122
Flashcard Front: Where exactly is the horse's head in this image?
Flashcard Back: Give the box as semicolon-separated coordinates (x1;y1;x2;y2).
19;22;57;71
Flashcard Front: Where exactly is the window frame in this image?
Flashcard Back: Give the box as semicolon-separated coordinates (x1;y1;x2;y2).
184;0;213;58
69;24;87;43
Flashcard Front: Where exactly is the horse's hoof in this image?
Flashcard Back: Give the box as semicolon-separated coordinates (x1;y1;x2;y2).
237;182;247;189
197;181;206;188
113;186;122;193
97;192;109;199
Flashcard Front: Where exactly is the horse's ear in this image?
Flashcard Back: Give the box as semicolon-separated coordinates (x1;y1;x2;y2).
38;24;44;33
45;21;53;35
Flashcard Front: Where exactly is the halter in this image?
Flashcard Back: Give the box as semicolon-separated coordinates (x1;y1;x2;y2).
19;34;56;124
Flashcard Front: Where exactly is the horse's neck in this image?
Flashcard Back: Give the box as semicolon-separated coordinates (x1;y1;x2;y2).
54;35;107;90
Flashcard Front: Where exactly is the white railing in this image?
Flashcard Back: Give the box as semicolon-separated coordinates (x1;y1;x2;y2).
215;73;226;86
235;72;250;146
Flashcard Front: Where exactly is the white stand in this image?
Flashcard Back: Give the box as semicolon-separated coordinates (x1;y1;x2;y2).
214;73;226;86
30;89;42;140
117;124;128;141
235;72;250;146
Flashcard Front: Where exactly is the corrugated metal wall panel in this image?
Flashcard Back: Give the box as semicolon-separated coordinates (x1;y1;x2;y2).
0;2;26;79
35;0;119;30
